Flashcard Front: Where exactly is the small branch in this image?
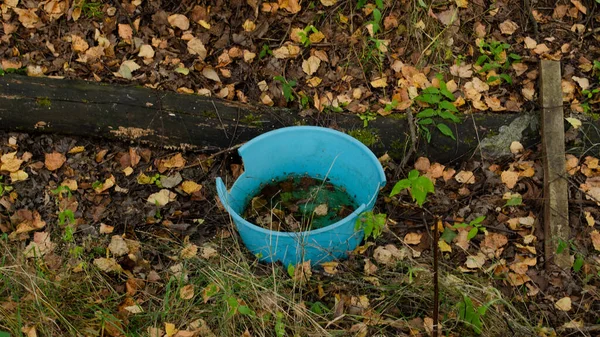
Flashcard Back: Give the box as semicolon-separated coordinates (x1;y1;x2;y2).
430;213;439;337
179;143;245;170
400;107;418;169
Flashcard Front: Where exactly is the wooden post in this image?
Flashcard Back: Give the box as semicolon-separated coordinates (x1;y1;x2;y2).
539;60;570;270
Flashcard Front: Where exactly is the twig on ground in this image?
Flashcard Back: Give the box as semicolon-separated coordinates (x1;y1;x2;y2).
400;107;418;169
180;143;245;170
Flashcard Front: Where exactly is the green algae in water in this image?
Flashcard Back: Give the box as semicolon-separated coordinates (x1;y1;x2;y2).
243;175;358;232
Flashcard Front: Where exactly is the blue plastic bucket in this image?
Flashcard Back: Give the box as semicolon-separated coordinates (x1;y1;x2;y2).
216;126;386;266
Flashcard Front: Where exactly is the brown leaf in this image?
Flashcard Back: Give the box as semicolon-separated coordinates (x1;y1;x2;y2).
118;24;133;43
13;8;40;28
168;14;190;30
187;38;207;60
158;153;186;172
571;0;587;14
44;152;66;171
501;170;519;189
94;257;123;273
71;34;89;53
321;261;339;274
591;230;600;251
179;284;195;300
414;157;431;172
292;261;312;284
404;232;423;245
108;235;129;257
499;20;518;35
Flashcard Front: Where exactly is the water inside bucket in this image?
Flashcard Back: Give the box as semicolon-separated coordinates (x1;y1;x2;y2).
242;175;358;232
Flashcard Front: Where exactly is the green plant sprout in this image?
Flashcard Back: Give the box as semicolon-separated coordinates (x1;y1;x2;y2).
458;295;496;335
62;225;75;242
51;185;73;199
226;296;256;317
504;195;523;207
274;76;297;102
581;88;599;114
453;216;486;240
389;169;435;207
415;76;461;142
58;209;76;226
359;111;377;127
556;238;585;272
475;39;521;84
355;211;386;240
297;25;321;47
259;44;273;59
0;176;14;196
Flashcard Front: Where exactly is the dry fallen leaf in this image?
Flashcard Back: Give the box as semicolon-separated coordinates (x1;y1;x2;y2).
585;211;595;227
180;244;198;259
555;297;572;311
45;152;66;171
108;235;129;257
13;8;40;29
94;257;123;273
465;252;486;269
499;20;518;35
455;170;475;184
321;261;339;274
180;284;195;300
404;232;423;245
591;230;600;251
302;56;321;75
168;14;190;30
187;38;207;60
181;181;202;194
147;189;174;206
501;170;519;189
370;76;388;88
414;157;431;172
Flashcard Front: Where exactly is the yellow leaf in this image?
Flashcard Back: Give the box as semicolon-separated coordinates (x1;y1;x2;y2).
181;181;202;194
242;19;256;32
68;146;85;154
591;230;600;251
180;284;195;300
455;0;468;8
320;0;337;6
10;170;28;182
306;76;322;88
438;240;452;252
566;117;582;129
123;166;134;176
585;212;595;226
555;297;572;311
198;20;211;29
309;31;325;44
370;76;388;88
165;322;178;337
321;261;339;274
